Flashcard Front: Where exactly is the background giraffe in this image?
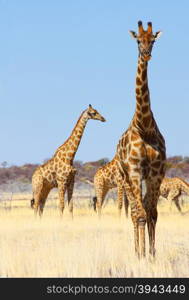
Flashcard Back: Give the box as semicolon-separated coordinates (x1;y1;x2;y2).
115;21;166;258
31;104;106;217
160;177;189;214
85;155;129;218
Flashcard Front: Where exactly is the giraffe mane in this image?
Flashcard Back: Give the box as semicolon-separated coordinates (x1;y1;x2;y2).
54;110;86;156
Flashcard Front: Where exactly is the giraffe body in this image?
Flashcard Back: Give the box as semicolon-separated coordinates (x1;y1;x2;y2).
93;155;129;217
115;21;166;258
160;177;189;213
31;105;106;217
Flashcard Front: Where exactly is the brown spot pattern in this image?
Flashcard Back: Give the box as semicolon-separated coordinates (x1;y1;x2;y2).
142;105;149;114
136;77;142;86
143;115;151;127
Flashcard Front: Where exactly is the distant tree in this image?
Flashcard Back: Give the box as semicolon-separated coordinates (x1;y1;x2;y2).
98;158;109;166
183;156;189;164
167;156;183;164
1;161;8;168
73;160;83;168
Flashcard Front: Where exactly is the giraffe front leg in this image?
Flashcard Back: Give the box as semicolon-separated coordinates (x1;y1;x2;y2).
146;206;157;257
145;177;161;257
123;178;143;257
129;175;146;258
94;177;107;219
57;179;67;216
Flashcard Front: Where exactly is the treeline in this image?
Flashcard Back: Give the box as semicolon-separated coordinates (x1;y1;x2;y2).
0;156;189;186
0;158;109;186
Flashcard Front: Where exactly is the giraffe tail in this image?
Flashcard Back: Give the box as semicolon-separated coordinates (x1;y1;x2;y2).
92;196;97;212
31;198;35;209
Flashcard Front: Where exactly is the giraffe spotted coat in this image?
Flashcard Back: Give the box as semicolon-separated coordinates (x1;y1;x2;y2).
31;105;106;217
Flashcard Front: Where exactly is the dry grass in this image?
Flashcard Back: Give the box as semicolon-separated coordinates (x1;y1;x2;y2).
0;194;189;278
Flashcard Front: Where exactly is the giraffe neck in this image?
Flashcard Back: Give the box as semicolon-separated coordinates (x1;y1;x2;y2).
134;56;153;130
55;110;88;165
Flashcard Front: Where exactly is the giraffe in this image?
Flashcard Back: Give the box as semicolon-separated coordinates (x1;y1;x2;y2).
160;177;189;214
31;105;106;217
86;155;129;217
115;21;166;258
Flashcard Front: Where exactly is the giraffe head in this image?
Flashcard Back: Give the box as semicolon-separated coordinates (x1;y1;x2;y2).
86;104;106;122
129;21;162;61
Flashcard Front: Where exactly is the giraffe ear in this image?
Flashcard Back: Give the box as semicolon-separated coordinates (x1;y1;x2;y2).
129;30;137;39
154;31;162;40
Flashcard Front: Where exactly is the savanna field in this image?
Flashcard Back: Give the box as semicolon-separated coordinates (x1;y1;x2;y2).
0;190;189;278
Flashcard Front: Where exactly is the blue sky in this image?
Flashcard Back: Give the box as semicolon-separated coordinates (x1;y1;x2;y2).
0;0;189;165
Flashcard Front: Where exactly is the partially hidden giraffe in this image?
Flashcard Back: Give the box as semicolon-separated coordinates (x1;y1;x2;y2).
86;155;129;217
114;21;166;258
160;177;189;214
31;105;106;217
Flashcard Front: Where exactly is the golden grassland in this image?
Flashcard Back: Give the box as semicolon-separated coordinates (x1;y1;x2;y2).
0;192;189;278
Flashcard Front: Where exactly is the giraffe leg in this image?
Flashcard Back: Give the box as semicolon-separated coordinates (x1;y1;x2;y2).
67;171;76;219
145;177;162;257
32;179;50;217
173;196;182;214
123;189;129;218
167;190;180;213
147;207;157;257
57;179;67;216
38;199;45;217
38;187;51;217
129;176;146;258
123;176;145;258
33;193;41;216
117;185;124;218
95;183;108;218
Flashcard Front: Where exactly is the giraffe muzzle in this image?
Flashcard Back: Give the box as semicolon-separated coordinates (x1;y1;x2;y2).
141;50;152;61
143;55;151;61
101;117;106;122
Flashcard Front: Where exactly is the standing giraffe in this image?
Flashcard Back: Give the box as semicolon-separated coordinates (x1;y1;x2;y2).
86;155;129;217
115;21;166;258
31;105;106;217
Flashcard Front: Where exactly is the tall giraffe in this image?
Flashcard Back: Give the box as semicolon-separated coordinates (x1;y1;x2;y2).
31;105;106;217
115;21;166;258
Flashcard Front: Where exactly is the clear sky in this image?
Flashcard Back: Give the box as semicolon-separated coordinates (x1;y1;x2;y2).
0;0;189;166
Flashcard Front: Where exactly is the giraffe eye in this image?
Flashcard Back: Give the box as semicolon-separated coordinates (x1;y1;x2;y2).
137;40;140;44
